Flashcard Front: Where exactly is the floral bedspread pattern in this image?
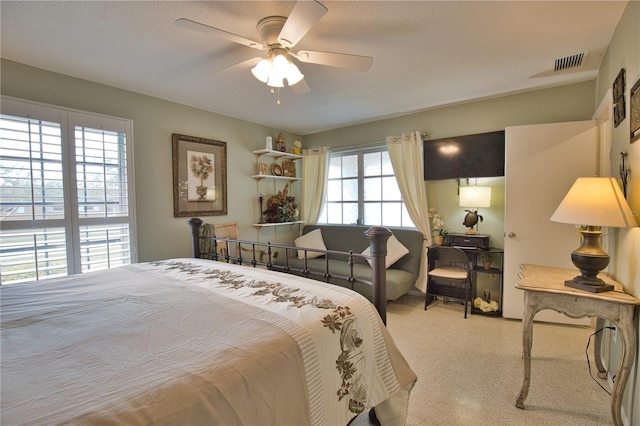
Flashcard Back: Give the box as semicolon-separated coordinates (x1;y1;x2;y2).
153;260;375;417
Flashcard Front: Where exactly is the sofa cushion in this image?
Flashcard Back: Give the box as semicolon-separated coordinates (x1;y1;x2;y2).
361;234;409;269
273;257;416;301
294;228;326;259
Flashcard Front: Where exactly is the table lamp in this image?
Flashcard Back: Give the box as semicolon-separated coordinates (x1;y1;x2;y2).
459;186;491;234
550;177;637;293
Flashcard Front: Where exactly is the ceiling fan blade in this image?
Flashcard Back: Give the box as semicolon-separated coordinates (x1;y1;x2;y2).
277;0;328;48
211;57;262;76
175;18;264;51
295;50;373;71
290;79;311;94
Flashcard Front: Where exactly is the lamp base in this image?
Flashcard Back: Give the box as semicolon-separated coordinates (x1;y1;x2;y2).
564;227;612;293
564;277;614;293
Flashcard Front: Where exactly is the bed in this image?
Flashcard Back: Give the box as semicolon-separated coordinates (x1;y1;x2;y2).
1;258;416;425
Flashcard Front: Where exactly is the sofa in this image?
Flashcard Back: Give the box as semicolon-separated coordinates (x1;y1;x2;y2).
271;224;424;301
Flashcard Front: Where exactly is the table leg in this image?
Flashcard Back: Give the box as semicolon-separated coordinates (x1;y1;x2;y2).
594;317;607;379
610;308;637;426
516;292;537;409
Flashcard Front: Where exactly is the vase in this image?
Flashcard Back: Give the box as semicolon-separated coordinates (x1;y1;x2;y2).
434;235;444;245
195;185;207;200
292;147;301;155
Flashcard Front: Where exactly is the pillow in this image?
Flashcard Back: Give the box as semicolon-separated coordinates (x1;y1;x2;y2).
294;229;327;259
362;234;409;269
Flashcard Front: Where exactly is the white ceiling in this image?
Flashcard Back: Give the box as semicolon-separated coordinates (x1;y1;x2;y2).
0;1;628;135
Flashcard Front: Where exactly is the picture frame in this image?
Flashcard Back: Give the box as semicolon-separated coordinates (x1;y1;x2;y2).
172;133;227;217
272;164;283;176
613;68;625;101
614;95;625;128
630;77;640;143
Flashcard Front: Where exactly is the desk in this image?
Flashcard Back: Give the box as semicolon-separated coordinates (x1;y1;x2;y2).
515;264;639;426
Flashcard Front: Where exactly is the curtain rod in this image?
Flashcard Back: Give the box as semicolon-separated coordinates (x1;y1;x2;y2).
330;132;429;152
330;140;385;152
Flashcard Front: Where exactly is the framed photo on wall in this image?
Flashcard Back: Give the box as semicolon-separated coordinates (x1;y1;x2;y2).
630;78;640;143
172;133;227;217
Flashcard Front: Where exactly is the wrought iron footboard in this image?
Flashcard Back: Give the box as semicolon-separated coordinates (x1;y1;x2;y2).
187;218;392;323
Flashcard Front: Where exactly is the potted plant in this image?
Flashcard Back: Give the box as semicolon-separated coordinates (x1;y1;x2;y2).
429;208;447;245
480;252;493;270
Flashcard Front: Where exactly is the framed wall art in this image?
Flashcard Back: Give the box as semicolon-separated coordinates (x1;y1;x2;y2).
613;68;625;128
630;77;640;143
172;133;227;217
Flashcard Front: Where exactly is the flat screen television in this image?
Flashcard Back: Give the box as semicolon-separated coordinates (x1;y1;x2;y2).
423;130;505;180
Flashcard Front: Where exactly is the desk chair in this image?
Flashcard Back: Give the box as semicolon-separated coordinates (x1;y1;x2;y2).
425;246;473;318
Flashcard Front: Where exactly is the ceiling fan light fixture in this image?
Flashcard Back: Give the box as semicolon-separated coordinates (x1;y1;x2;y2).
285;60;304;86
251;58;271;83
267;74;285;88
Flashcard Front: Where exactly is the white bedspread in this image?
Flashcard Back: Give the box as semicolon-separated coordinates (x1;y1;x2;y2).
1;259;416;425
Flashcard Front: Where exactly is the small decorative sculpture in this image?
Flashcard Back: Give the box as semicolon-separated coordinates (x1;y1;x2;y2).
258;195;265;223
463;209;483;234
620;151;629;198
276;133;286;152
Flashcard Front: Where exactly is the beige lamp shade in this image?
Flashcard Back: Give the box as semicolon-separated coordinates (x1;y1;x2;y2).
459;186;491;208
550;177;637;228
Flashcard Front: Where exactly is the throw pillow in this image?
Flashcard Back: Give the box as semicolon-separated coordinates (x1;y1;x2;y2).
362;234;409;269
294;229;327;259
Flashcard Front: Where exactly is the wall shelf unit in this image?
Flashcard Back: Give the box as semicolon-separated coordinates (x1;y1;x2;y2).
252;149;302;161
251;149;303;233
253;221;305;228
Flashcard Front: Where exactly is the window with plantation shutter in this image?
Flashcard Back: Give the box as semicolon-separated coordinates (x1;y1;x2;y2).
0;97;137;284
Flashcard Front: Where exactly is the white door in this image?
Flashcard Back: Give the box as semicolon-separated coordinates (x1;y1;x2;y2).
503;121;598;323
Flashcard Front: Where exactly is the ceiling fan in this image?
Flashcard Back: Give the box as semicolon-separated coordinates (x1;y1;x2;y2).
175;0;373;97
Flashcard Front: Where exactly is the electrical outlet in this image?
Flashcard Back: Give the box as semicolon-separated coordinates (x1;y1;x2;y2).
612;326;618;344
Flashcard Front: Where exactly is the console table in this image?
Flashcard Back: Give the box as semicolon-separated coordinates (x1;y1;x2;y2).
515;264;639;426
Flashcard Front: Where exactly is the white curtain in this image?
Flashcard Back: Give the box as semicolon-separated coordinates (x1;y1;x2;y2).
386;132;431;293
301;147;329;226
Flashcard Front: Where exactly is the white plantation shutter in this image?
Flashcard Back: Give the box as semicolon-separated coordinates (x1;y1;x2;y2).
0;97;136;283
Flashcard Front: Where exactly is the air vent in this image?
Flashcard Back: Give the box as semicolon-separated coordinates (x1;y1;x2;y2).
553;52;587;72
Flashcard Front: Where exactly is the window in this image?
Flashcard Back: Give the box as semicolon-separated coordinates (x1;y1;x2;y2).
0;97;136;284
317;147;415;227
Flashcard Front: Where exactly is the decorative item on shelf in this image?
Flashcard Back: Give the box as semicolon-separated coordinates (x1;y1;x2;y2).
265;136;273;151
258;194;265;224
282;159;296;177
473;296;499;312
459;185;491;234
428;208;447;245
276;133;286;152
258;162;269;175
271;164;283;176
262;183;299;223
292;140;302;155
480;252;493;270
550;177;638;293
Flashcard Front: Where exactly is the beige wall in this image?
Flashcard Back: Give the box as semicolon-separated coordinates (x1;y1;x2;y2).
0;59;302;261
303;81;597;250
594;2;639;424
